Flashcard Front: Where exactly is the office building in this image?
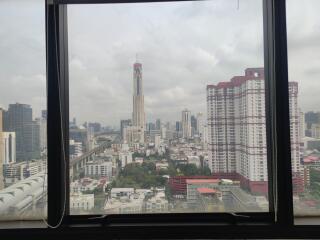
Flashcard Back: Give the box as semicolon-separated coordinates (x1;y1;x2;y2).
3;103;33;161
23;121;40;160
36;117;47;151
70;127;88;152
181;109;191;139
69;139;83;159
191;115;197;136
196;112;204;138
176;121;182;132
156;119;161;130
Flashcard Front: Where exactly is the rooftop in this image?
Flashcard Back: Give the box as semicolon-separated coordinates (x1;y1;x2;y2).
197;188;218;194
186;179;220;184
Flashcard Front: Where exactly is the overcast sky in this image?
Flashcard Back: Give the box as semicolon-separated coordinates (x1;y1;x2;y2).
0;0;319;127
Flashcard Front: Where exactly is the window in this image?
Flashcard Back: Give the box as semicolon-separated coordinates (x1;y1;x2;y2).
0;0;319;238
287;0;320;216
68;0;269;215
0;0;47;221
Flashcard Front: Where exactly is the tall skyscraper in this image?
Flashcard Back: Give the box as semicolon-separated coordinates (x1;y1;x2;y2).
3;103;33;161
181;109;191;139
132;60;145;143
175;121;182;132
207;68;302;194
196;112;204;139
191;115;197;136
289;83;303;175
156;119;161;130
23;121;41;160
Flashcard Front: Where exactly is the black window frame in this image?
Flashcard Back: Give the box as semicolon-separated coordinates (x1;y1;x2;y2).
1;0;320;238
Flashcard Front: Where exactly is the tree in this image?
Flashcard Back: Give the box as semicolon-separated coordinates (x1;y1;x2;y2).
177;164;199;176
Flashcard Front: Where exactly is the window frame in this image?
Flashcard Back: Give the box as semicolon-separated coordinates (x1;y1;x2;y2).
2;0;320;238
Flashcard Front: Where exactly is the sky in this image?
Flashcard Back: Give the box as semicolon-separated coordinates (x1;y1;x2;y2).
0;0;319;127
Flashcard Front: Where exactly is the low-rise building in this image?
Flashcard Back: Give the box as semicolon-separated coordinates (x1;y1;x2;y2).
70;192;94;211
119;151;133;168
145;192;168;213
186;179;220;207
71;178;100;193
85;161;112;180
3;160;46;186
111;188;135;199
105;192;144;214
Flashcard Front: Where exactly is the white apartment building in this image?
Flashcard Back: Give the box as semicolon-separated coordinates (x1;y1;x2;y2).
119;151;133;168
182;109;191;139
0;132;16;165
207;68;301;193
289;83;303;174
69;139;83;159
3;160;46;186
85;161;112;180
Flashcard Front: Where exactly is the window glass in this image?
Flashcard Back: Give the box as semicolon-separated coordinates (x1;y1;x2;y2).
287;0;320;216
0;0;47;220
69;0;269;215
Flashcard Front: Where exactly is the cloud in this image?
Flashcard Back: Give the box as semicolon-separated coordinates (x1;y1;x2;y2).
1;0;319;127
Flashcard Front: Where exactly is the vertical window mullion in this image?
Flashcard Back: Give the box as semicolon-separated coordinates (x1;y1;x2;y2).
263;0;294;226
46;2;69;227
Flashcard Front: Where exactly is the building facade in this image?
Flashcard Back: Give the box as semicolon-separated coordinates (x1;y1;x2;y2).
0;132;16;165
3;103;34;161
132;61;145;143
181;109;191;139
120;119;132;140
207;68;302;194
85;161;112;180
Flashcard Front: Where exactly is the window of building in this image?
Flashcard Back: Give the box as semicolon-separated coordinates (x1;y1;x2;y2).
287;0;320;217
0;0;47;221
